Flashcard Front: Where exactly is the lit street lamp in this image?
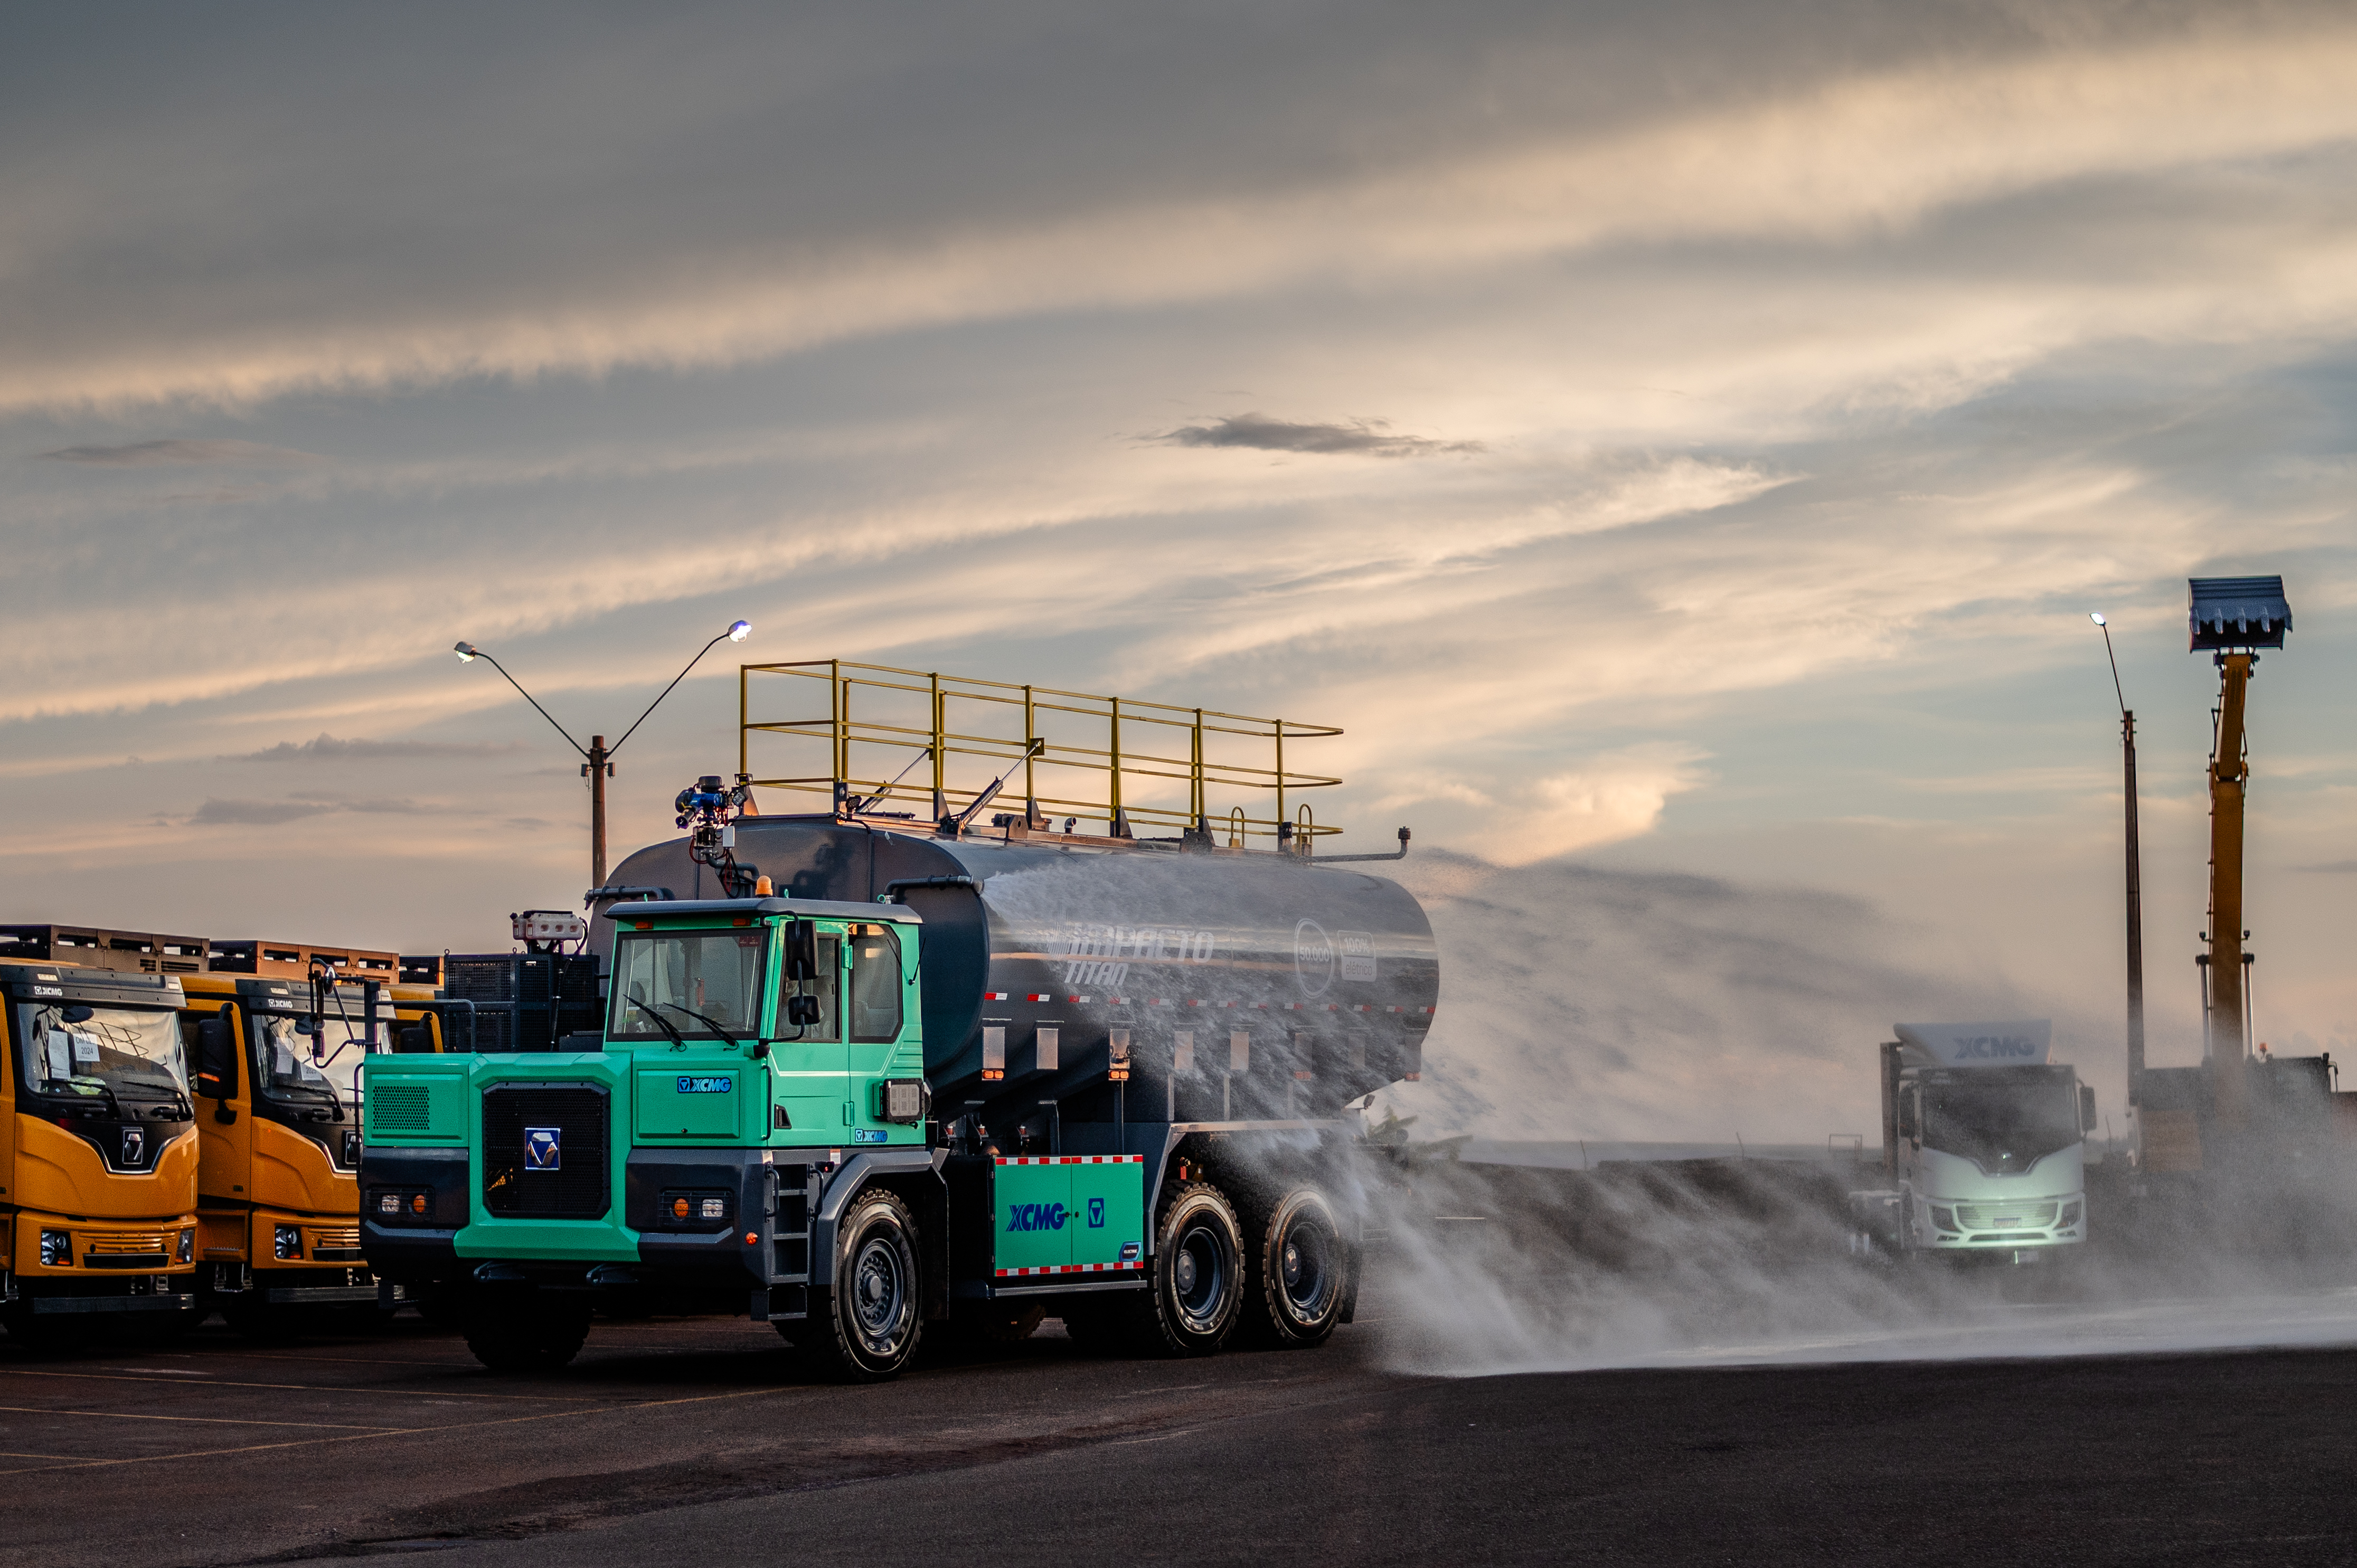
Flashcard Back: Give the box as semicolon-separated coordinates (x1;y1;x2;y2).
454;620;751;890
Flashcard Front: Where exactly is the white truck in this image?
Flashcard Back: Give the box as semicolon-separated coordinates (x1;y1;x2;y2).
1854;1019;2097;1269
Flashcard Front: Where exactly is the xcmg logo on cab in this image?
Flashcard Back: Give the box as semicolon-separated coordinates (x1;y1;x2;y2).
1953;1036;2039;1059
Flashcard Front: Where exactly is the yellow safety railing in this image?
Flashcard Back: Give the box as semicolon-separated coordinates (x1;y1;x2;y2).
739;660;1342;847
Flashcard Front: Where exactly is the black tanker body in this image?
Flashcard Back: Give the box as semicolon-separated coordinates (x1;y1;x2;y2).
593;817;1440;1135
583;815;1438;1370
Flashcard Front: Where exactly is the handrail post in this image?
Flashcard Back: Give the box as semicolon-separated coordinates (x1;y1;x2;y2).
931;672;946;820
1109;697;1124;834
737;664;749;780
1192;708;1205;827
1024;684;1038;822
837;664;851;794
1275;720;1286;832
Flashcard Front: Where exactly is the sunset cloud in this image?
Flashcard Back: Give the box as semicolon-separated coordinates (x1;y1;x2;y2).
4;4;2354;1116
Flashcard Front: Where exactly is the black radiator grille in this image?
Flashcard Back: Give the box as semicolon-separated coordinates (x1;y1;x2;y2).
482;1083;610;1219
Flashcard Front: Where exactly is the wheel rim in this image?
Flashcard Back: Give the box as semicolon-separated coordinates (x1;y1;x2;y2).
850;1231;910;1354
1171;1219;1230;1332
1277;1210;1334;1324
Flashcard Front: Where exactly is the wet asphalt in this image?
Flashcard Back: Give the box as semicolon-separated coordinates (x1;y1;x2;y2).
3;1295;2355;1568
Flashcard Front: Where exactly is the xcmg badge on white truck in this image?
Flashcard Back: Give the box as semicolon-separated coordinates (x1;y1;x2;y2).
1854;1019;2097;1268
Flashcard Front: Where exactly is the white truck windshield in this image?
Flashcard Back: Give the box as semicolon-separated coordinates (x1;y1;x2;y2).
17;1002;190;1104
1922;1081;2080;1174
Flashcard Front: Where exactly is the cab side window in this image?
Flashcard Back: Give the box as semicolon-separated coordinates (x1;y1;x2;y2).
778;936;842;1041
848;927;903;1044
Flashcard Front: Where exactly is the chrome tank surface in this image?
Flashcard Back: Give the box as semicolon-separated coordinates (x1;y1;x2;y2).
595;818;1439;1125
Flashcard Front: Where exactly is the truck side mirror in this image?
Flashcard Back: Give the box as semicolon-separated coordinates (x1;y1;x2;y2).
196;1004;239;1122
397;1024;431;1054
1895;1095;1918;1141
786;995;821;1028
2080;1084;2097;1135
786;919;816;984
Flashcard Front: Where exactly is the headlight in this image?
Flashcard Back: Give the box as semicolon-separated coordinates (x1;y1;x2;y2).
274;1225;303;1260
2059;1201;2082;1229
39;1230;72;1268
1929;1206;1957;1234
176;1229;195;1263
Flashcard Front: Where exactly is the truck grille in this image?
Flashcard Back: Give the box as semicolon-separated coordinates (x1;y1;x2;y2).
84;1229;173;1268
308;1226;363;1260
482;1084;610;1219
1955;1202;2059;1231
371;1084;431;1131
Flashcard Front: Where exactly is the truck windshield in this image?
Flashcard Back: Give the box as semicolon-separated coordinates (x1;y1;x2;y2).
609;930;766;1041
17;1002;190;1105
252;1012;380;1111
1922;1081;2081;1174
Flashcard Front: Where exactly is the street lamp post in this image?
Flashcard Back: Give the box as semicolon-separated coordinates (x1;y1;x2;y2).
455;620;751;891
2090;612;2144;1104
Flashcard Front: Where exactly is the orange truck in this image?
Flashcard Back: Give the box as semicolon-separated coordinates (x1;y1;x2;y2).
181;940;426;1333
0;926;204;1343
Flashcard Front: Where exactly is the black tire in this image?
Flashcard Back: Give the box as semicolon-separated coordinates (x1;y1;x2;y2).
117;1305;203;1346
805;1187;923;1382
223;1297;301;1343
463;1296;591;1373
1239;1186;1347;1349
1113;1180;1243;1357
0;1308;93;1350
413;1286;467;1329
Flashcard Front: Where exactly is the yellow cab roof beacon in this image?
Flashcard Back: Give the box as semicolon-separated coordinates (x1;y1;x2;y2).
181;938;421;1334
0;932;202;1344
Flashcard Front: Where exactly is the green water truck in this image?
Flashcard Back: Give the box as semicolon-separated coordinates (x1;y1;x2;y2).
359;810;1438;1377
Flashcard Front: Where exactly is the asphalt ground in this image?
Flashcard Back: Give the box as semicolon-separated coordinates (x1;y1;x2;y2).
5;1297;2357;1568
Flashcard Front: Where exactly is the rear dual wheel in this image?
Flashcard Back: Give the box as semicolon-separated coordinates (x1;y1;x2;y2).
1079;1181;1244;1357
1239;1187;1347;1349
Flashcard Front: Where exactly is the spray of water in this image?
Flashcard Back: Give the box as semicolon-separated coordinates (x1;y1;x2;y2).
1347;851;2357;1374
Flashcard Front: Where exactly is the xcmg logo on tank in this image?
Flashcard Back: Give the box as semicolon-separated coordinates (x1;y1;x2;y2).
1004;1198;1108;1232
1952;1036;2040;1059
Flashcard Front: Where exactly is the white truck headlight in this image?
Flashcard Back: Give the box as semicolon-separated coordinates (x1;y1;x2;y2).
39;1230;72;1267
274;1225;303;1260
177;1229;196;1263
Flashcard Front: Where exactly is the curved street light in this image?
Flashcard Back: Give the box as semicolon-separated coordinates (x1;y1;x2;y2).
454;621;752;889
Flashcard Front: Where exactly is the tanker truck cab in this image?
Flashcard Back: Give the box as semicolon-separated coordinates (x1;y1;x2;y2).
1878;1020;2095;1266
361;896;936;1376
0;962;200;1338
181;964;418;1330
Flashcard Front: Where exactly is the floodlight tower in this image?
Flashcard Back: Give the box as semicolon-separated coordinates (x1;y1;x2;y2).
2187;575;2291;1123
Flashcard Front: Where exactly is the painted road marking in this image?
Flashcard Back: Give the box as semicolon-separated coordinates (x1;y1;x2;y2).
1;1367;600;1403
0;1381;812;1477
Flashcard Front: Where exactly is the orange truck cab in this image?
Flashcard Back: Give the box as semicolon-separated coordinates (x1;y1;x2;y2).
181;941;420;1330
1;959;200;1341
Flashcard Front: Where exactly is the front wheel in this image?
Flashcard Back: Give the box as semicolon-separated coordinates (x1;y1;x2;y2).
463;1295;591;1373
803;1187;923;1382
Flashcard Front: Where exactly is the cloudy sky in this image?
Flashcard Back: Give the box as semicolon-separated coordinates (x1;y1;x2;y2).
6;2;2354;1137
